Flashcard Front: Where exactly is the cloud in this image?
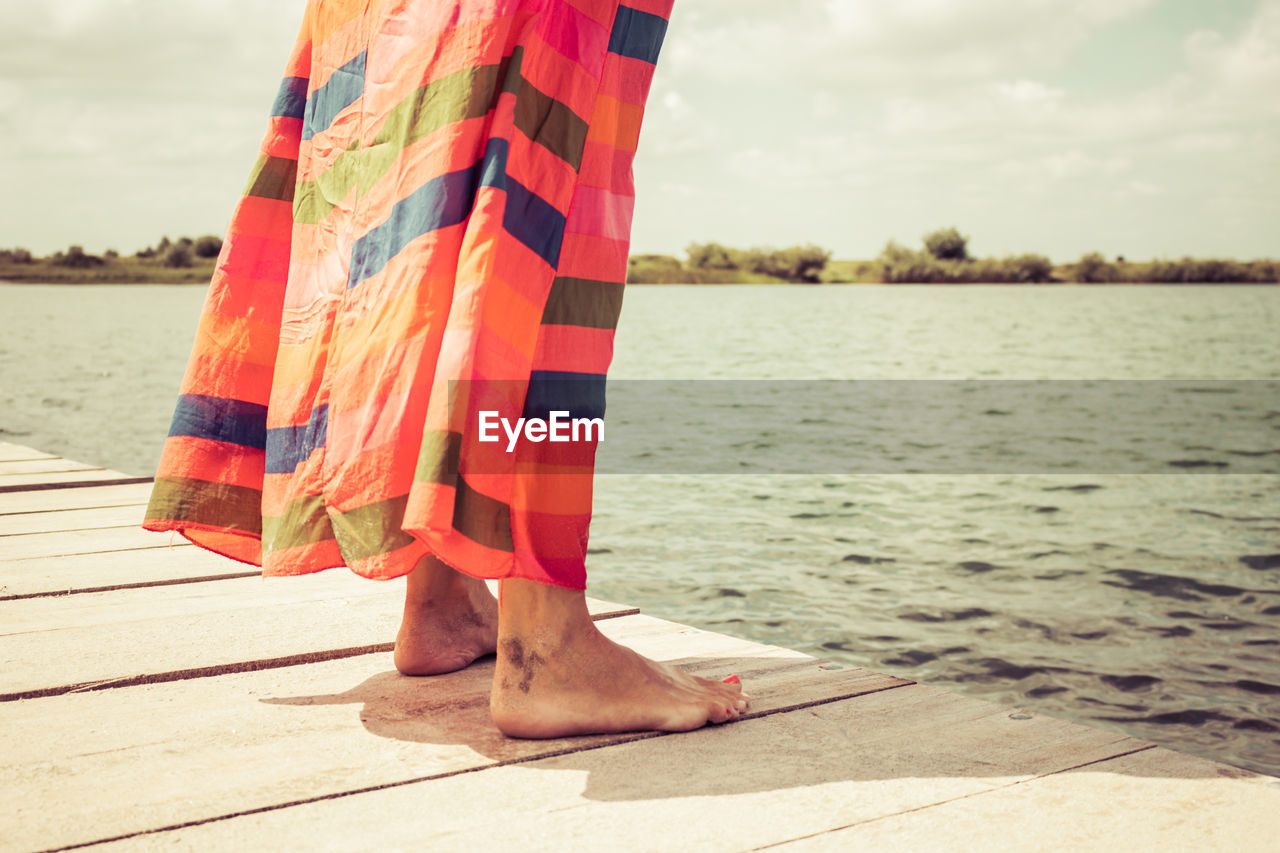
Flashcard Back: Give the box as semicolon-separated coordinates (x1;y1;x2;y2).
996;79;1066;109
1183;0;1280;100
645;0;1163;171
665;0;1161;86
0;1;306;252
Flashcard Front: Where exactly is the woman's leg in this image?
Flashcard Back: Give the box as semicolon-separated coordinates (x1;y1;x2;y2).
394;555;499;676
490;578;749;738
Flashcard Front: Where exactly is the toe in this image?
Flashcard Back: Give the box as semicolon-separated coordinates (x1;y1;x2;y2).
714;681;745;704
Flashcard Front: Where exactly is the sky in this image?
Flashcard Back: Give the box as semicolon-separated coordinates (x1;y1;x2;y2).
1;0;1277;262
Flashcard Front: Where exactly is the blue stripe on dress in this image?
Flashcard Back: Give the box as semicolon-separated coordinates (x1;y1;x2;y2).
504;177;566;268
347;138;566;289
479;137;509;191
523;371;606;421
271;76;309;120
168;394;268;449
608;7;668;65
347;163;480;290
302;51;367;140
265;404;329;474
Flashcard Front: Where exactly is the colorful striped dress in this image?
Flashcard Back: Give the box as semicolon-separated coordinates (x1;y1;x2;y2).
143;0;672;590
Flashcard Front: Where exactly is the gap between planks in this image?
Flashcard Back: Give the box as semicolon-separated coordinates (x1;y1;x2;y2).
0;482;155;512
0;605;642;703
2;543;258;600
0;570;263;603
0;522;147;539
0;503;152;535
2;521;194;561
0;586;639;702
0;475;155;494
0;442;61;463
749;744;1162;851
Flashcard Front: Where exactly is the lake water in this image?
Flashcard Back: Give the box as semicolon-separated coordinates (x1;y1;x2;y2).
2;282;1278;775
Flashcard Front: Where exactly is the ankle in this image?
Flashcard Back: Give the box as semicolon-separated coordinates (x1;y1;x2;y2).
405;555;481;608
497;578;594;646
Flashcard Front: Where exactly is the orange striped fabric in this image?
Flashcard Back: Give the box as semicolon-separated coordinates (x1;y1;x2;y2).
144;0;672;589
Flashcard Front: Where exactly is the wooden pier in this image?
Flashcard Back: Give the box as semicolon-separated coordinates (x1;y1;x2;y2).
1;441;1277;851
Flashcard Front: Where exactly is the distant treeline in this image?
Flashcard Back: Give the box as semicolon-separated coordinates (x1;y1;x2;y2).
4;229;1277;285
0;236;222;283
880;228;1279;284
626;230;1277;285
629;242;833;284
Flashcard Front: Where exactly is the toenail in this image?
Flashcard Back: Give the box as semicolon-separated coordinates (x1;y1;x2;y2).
722;674;741;684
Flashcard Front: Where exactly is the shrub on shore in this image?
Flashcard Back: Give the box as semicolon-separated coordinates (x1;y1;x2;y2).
879;240;1055;284
163;246;194;268
51;245;105;268
627;243;833;284
736;244;832;283
0;247;34;264
1073;252;1115;283
679;241;832;283
627;253;688;283
1008;253;1054;283
684;242;736;270
194;235;223;259
923;227;969;261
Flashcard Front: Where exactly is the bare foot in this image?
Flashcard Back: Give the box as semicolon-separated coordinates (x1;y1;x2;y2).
490;579;749;738
394;555;499;676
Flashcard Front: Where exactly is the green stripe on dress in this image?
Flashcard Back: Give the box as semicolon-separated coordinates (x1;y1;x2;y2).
513;77;589;170
541;277;625;329
245;155;298;203
415;430;463;486
294;60;507;224
454;475;514;552
147;477;264;536
262;492;335;553
330;494;419;562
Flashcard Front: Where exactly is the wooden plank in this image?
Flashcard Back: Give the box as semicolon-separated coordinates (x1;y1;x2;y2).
1;545;256;600
0;457;104;475
0;442;59;462
0;468;109;486
0;444;149;493
0;470;150;490
0;616;904;852
83;682;1164;852
772;747;1280;852
0;574;635;699
0;481;153;514
0;503;150;536
0;525;190;561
